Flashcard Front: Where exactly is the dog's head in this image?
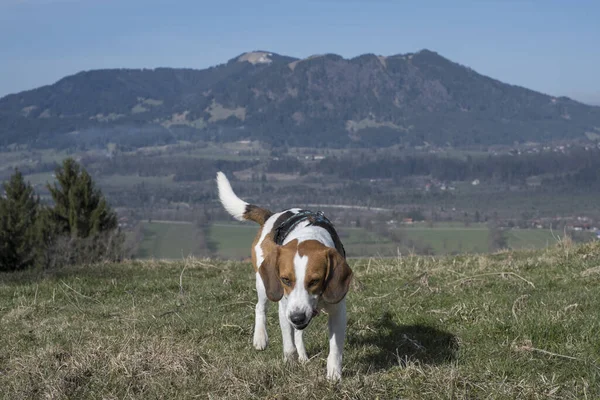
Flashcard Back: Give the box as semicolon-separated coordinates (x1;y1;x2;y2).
259;239;352;330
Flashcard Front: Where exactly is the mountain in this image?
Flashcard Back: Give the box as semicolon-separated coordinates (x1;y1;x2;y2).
2;49;600;149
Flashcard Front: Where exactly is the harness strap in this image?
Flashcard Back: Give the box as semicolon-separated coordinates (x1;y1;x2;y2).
273;210;346;258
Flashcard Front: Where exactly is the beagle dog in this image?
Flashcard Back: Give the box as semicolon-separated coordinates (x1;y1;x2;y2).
216;172;353;381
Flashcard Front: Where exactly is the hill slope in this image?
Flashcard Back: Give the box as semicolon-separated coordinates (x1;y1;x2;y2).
1;242;599;398
2;49;600;148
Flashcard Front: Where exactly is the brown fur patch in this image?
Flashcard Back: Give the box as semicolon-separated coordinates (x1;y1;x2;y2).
276;240;299;295
257;237;289;302
250;225;263;272
243;205;273;225
298;240;331;294
323;249;353;304
298;240;352;303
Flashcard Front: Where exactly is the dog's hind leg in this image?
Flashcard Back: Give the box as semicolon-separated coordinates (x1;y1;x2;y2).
253;273;269;350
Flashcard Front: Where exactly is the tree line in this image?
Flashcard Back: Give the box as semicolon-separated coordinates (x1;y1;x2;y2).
80;153;259;182
0;158;123;272
313;148;600;187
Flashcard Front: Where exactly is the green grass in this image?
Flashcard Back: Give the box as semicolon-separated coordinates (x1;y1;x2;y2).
1;241;599;398
137;222;201;259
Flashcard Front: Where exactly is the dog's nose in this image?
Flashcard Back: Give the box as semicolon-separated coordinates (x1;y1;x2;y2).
290;313;307;325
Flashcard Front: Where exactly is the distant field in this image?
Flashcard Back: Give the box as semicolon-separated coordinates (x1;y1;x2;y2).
98;174;175;187
23;171;55;187
0;149;70;169
127;141;270;161
135;221;561;260
394;224;557;255
208;224;256;260
507;228;556;250
339;227;397;257
137;222;201;259
396;226;490;254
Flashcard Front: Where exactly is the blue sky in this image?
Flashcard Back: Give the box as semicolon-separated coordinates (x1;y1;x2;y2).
1;0;599;104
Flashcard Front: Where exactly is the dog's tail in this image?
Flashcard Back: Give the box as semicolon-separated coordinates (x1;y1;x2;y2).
216;172;273;225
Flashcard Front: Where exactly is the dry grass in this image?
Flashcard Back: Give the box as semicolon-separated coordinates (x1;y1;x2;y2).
1;241;600;399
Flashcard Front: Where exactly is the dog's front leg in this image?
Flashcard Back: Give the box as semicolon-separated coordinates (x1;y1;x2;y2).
325;298;347;381
278;298;297;361
253;273;269;350
294;329;309;362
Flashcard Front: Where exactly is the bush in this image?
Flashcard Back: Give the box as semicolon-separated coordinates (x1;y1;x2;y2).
36;230;125;270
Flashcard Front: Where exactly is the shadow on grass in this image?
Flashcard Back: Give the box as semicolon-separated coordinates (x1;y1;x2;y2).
349;312;459;371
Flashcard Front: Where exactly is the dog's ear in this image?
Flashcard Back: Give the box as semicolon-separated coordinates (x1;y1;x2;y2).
323;249;353;304
259;244;283;302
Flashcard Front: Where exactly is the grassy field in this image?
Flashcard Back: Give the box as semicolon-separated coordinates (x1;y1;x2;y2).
1;241;599;398
136;221;560;260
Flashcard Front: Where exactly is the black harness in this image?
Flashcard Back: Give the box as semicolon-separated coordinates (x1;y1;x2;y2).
273;210;346;258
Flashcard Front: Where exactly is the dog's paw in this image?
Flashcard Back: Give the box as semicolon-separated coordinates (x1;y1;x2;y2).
253;328;268;350
297;352;309;363
326;361;342;381
283;350;298;362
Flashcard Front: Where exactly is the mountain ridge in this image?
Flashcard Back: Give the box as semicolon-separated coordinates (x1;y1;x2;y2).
1;49;599;149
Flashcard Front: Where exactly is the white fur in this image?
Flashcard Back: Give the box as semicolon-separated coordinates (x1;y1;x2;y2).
284;253;318;366
286;253;319;324
279;298;297;361
283;220;335;248
216;172;248;221
295;329;309;361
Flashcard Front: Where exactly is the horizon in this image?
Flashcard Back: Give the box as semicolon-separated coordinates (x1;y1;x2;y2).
1;0;599;105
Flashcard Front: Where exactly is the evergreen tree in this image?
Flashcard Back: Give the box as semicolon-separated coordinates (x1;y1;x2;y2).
48;158;118;238
33;206;63;270
45;158;123;265
0;169;39;271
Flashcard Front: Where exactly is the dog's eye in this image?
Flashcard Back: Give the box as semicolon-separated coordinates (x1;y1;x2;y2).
308;279;320;287
281;277;292;286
